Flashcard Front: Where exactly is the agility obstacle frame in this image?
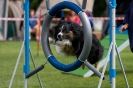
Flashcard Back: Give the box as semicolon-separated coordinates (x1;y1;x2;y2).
25;0;102;79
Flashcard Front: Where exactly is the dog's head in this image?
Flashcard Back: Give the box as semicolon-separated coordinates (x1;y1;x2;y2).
51;18;75;55
51;18;83;55
53;18;75;42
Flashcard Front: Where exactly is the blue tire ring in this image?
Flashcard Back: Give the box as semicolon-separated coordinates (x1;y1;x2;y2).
41;1;92;72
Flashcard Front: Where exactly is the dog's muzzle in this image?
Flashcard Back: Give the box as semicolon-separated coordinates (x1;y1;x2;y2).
57;32;63;41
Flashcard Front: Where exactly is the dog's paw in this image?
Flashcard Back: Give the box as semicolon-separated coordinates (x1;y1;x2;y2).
54;45;62;55
81;64;85;70
55;39;72;46
62;39;72;46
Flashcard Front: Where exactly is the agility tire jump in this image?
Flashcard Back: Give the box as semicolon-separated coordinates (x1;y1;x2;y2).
41;1;92;72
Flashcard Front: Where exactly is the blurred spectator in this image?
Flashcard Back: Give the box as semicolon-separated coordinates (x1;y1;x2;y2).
66;10;80;25
119;1;133;52
66;10;94;31
19;9;41;40
29;9;40;40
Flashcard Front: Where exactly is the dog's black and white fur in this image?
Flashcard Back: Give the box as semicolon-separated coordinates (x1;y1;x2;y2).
50;18;104;69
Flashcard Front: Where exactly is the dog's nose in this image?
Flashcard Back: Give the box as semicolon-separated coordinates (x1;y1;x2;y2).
57;34;61;38
57;33;63;40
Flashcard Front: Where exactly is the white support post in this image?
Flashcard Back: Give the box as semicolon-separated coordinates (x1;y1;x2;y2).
109;0;116;88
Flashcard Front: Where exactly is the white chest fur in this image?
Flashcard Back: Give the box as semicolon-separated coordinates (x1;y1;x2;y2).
54;39;72;55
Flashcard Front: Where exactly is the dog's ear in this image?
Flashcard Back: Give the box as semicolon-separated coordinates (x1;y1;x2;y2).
67;20;74;28
67;20;74;31
67;20;72;24
61;17;65;20
52;26;57;36
49;26;57;39
49;29;54;38
59;17;65;23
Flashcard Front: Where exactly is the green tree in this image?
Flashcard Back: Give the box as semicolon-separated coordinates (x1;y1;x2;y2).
93;0;107;16
30;0;43;11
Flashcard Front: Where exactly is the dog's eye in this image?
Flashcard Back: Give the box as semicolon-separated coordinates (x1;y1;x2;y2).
56;29;59;32
63;30;69;33
59;28;62;30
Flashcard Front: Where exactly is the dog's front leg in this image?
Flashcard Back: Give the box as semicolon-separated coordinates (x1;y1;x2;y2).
95;62;98;69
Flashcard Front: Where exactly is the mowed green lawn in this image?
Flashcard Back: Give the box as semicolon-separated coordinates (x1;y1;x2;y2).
0;41;133;88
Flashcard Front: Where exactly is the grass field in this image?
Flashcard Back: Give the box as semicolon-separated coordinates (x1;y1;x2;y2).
0;41;133;88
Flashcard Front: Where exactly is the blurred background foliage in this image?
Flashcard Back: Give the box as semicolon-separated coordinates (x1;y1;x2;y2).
93;0;107;16
30;0;43;11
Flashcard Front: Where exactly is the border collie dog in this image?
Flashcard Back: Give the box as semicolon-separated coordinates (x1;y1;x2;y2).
51;18;104;69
